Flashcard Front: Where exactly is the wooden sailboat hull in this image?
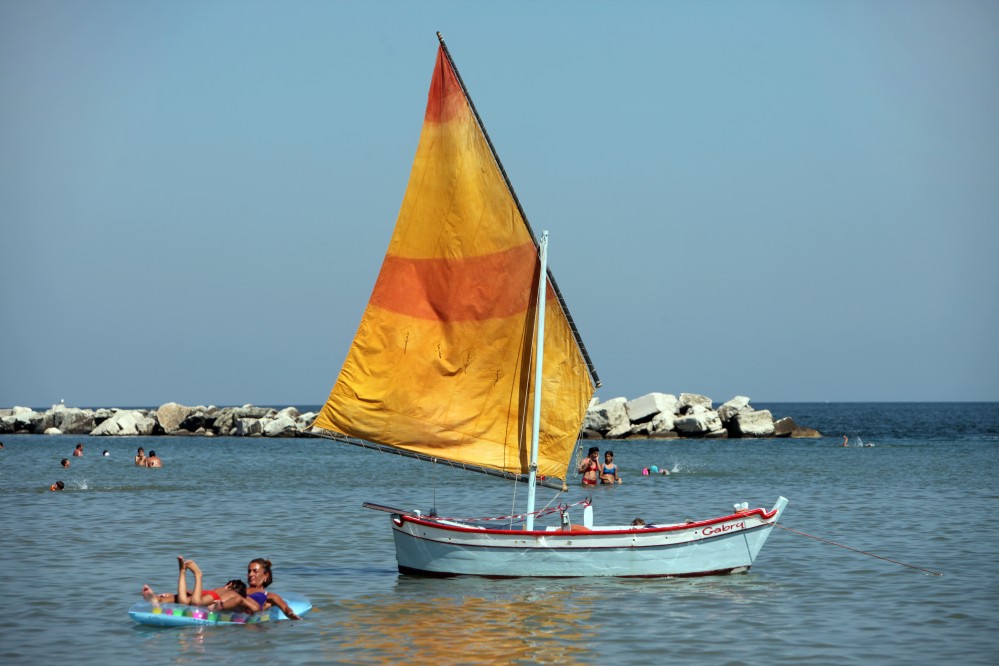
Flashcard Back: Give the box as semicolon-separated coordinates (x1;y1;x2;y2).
386;497;788;578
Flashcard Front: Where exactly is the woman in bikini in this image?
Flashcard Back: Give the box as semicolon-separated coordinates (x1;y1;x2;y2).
600;450;622;484
141;556;260;613
244;557;300;620
578;446;602;486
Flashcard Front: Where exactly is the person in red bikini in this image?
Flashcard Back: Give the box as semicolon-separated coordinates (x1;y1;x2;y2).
578;446;602;486
141;556;259;613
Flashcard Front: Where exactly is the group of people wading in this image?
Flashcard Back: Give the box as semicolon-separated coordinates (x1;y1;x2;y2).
577;446;622;486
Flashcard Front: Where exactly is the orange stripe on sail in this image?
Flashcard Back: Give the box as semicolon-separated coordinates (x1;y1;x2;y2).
425;46;467;124
370;242;538;321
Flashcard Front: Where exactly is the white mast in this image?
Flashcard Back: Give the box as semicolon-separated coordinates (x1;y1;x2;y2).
525;230;549;531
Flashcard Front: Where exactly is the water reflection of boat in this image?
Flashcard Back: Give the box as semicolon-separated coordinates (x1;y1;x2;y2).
334;581;592;663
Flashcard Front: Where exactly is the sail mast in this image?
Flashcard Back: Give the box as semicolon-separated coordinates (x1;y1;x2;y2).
435;32;601;389
525;230;549;531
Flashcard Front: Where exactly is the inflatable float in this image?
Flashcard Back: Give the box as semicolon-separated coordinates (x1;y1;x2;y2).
128;591;311;627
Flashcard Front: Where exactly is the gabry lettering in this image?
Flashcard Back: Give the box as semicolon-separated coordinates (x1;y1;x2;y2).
701;521;745;536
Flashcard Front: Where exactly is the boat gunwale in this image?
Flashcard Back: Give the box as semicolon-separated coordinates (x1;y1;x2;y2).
393;505;781;537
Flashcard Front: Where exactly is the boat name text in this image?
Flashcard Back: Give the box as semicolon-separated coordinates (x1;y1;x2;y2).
701;521;745;536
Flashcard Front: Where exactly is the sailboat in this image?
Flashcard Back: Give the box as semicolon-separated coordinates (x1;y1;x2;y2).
311;33;788;577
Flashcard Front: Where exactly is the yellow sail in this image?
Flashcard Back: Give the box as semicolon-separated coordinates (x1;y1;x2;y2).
314;44;596;482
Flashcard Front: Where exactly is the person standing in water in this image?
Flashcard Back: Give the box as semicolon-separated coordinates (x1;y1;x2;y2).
600;451;622;484
578;446;601;486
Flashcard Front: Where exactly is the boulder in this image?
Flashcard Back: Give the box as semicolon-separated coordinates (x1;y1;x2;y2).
56;409;96;435
212;407;240;435
773;417;799;437
625;393;678;424
276;406;301;420
44;427;63;435
649;412;676;436
717;396;751;424
295;412;316;431
234;405;275;419
157;402;193;433
583;397;628;435
730;410;775;437
791;427;822;438
674;405;723;435
32;411;56;433
235;417;263;437
606;419;633;439
90;410;157;436
10;407;39;432
678;393;712;411
263;415;297;437
179;410;217;433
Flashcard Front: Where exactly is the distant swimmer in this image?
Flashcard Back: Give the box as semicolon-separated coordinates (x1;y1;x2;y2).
145;451;163;467
842;435;849;447
50;481;65;491
61;458;70;468
73;443;84;457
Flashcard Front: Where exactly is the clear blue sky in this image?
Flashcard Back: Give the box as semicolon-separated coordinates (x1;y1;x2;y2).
2;0;997;408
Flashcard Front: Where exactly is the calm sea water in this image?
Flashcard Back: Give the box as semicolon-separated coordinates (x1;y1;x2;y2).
3;402;997;665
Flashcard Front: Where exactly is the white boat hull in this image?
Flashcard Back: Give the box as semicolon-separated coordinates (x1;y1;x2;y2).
382;497;788;578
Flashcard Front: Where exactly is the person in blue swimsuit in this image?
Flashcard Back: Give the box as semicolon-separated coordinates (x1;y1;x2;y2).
600;451;622;484
245;558;300;620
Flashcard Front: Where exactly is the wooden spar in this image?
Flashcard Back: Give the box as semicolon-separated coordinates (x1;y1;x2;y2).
309;428;570;491
435;31;601;389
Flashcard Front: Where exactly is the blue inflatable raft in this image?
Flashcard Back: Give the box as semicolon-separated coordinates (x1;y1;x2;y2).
128;591;311;627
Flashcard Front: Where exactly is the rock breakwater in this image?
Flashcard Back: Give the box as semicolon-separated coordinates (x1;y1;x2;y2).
1;393;822;440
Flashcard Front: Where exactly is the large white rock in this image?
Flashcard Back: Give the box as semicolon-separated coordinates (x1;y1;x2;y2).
263;415;297;437
679;393;713;411
91;410;156;436
295;412;316;430
157;402;193;432
625;393;678;424
235;417;263;436
606;419;634;439
583;397;628;433
674;405;723;435
10;407;39;431
55;408;96;434
44;427;63;435
649;411;676;435
717;396;751;423
731;410;775;437
276;406;301;420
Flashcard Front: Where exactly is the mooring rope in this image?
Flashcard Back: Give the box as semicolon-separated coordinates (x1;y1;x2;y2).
773;524;943;576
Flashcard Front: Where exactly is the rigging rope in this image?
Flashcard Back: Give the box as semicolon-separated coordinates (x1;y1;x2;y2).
433;499;590;524
773;524;943;576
